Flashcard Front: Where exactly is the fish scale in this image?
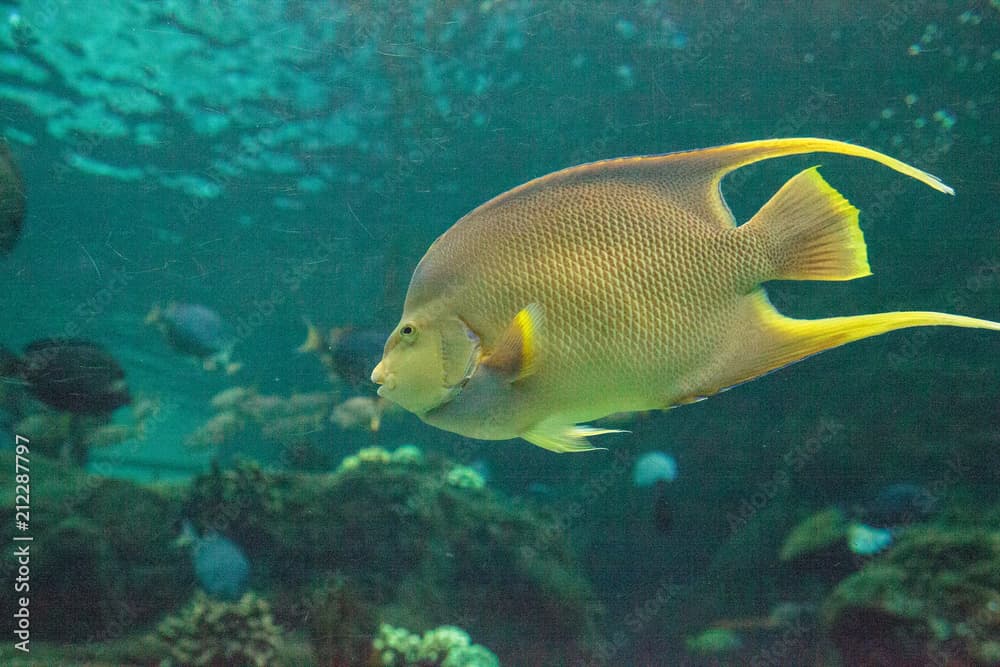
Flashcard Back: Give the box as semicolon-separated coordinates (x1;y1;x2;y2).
373;138;1000;452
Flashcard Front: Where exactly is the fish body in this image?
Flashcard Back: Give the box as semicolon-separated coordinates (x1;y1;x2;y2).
372;138;1000;452
147;303;240;373
299;322;389;391
10;339;130;414
858;482;936;528
180;520;250;601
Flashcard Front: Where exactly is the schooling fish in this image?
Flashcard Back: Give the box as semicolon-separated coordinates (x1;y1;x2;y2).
371;138;1000;453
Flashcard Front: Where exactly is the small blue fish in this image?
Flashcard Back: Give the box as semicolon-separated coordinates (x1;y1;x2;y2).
147;303;241;373
177;520;250;601
860;482;936;528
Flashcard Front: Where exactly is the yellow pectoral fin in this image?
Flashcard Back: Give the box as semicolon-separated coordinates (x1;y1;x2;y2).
482;303;545;382
522;421;626;453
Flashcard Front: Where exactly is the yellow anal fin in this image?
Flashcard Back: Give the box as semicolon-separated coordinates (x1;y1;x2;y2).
713;291;1000;396
742;166;871;282
482;303;544;382
522;422;625;453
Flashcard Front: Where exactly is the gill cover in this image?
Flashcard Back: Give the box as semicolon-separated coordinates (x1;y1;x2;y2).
439;314;482;394
378;314;481;415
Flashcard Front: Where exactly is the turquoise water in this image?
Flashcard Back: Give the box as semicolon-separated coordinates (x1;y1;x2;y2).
1;1;998;665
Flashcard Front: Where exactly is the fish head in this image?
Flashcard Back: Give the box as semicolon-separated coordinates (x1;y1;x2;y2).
371;311;480;416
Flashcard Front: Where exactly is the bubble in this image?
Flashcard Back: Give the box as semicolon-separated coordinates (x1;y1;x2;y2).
914;117;927;129
908;44;923;56
957;10;981;26
904;93;918;106
297;176;325;193
615;19;638;40
881;108;895;120
933;108;956;130
615;64;635;89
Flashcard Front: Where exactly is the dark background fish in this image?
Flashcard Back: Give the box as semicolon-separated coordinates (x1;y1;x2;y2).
0;140;25;255
3;338;131;414
300;323;389;393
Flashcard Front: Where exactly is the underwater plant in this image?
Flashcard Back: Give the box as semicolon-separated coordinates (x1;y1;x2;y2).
371;623;500;667
155;591;285;667
307;574;375;667
824;527;1000;665
183;459;281;547
780;507;850;562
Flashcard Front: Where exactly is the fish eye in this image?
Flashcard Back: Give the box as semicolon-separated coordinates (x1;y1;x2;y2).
400;324;417;340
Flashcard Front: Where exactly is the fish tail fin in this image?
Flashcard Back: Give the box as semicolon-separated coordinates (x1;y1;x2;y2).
719;292;1000;392
143;304;161;326
742;166;871;282
297;317;324;354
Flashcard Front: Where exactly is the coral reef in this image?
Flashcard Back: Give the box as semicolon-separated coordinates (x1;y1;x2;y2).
823;527;1000;665
269;446;602;664
12;395;162;464
0;444;600;664
308;574;375;667
684;627;743;655
32;517;119;641
155;591;285;667
185;387;335;449
445;464;487;491
0;452;189;643
183;458;282;550
779;507;849;562
372;623;499;667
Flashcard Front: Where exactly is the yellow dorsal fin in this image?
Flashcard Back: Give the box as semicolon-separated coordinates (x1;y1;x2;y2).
741;166;871;282
687;291;1000;401
482;303;544;381
662;136;953;195
464;137;952;232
